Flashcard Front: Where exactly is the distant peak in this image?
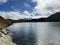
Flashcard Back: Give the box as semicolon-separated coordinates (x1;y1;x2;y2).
0;16;4;19
54;12;60;15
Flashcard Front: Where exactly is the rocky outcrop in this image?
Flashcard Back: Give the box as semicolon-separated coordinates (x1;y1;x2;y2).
0;29;17;45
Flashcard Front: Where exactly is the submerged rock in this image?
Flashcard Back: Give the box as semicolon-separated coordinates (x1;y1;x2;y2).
0;29;17;45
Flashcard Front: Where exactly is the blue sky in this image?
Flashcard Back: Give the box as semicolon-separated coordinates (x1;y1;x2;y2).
0;0;59;19
0;0;37;13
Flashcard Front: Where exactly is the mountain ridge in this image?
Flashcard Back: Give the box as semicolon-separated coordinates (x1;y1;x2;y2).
25;12;60;22
0;12;60;22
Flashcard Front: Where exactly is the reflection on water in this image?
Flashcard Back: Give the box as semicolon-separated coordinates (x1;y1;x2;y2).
12;23;37;45
8;22;60;45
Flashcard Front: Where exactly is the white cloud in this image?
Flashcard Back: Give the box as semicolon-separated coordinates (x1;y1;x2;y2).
0;0;60;19
0;10;45;20
31;0;60;17
23;10;30;15
0;0;7;4
0;11;31;20
24;3;30;7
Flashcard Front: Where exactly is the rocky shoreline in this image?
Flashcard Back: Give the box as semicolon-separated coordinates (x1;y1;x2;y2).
0;29;17;45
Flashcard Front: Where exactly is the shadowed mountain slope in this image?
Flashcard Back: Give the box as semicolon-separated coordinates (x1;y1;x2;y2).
47;12;60;22
0;16;29;30
0;12;60;30
27;12;60;22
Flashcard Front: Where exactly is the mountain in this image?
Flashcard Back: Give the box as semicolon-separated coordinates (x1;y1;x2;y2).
26;12;60;22
29;18;47;22
47;12;60;22
0;12;60;22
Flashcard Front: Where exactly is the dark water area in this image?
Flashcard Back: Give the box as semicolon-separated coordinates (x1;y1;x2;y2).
8;22;60;45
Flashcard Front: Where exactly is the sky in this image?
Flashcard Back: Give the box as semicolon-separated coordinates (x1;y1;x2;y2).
0;0;60;19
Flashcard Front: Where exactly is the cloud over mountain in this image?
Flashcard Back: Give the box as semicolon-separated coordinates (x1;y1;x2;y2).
0;11;31;20
0;0;60;19
32;0;60;17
